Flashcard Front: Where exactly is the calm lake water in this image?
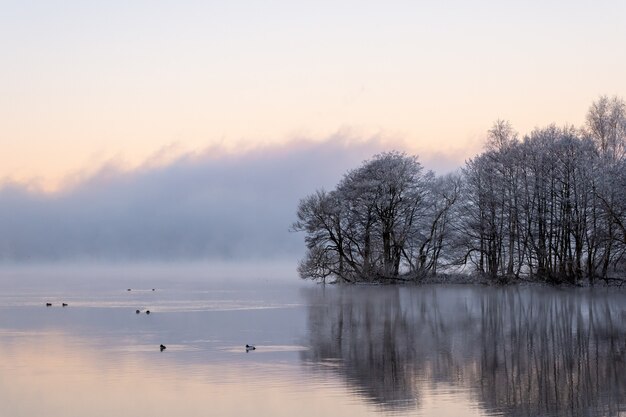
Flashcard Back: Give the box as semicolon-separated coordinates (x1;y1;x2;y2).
0;265;624;417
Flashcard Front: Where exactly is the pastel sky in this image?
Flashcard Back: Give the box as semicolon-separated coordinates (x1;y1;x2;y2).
2;0;626;190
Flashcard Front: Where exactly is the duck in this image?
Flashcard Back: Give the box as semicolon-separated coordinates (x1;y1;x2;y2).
127;289;132;292
146;310;151;315
62;303;68;307
245;344;256;351
160;344;166;351
46;302;52;307
136;309;141;314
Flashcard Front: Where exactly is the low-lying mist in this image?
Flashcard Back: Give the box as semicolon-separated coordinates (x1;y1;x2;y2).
1;135;459;263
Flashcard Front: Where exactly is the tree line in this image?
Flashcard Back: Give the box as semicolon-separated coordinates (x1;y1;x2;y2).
292;96;626;284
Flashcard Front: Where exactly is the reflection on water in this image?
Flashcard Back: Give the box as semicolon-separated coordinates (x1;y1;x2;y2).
0;267;624;417
301;286;626;416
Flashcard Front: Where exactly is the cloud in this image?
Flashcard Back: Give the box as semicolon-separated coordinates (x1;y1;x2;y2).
0;134;410;262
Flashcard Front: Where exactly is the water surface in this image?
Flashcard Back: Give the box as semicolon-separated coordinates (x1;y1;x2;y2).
0;265;624;417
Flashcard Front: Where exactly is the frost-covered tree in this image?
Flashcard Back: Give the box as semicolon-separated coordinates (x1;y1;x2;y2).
411;173;461;275
293;152;437;282
585;96;626;281
457;98;626;284
586;95;626;159
294;96;626;285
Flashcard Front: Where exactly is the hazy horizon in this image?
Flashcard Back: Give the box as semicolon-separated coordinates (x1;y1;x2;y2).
2;134;466;263
0;137;386;262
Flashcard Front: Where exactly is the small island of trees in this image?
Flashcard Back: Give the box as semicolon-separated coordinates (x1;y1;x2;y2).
292;96;626;285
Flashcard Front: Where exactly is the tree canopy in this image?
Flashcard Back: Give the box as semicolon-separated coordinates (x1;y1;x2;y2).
293;151;459;283
294;96;626;285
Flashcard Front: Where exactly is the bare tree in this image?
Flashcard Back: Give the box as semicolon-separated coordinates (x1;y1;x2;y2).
293;152;432;283
294;96;626;285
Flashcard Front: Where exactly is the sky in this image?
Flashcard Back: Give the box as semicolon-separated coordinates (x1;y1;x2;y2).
1;0;625;261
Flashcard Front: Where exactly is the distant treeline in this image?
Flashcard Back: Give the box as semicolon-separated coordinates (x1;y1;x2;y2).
293;96;626;285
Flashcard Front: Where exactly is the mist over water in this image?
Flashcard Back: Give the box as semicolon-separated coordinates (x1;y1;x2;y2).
0;136;465;263
0;138;387;262
0;265;623;417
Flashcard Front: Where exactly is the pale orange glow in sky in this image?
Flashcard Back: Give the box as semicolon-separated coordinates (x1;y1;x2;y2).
2;1;625;190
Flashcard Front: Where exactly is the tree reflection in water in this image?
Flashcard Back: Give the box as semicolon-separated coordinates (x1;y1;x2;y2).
301;285;626;416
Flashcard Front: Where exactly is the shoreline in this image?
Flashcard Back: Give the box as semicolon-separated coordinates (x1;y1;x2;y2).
318;273;626;288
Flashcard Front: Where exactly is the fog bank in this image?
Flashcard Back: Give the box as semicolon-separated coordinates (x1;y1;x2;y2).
1;136;459;262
